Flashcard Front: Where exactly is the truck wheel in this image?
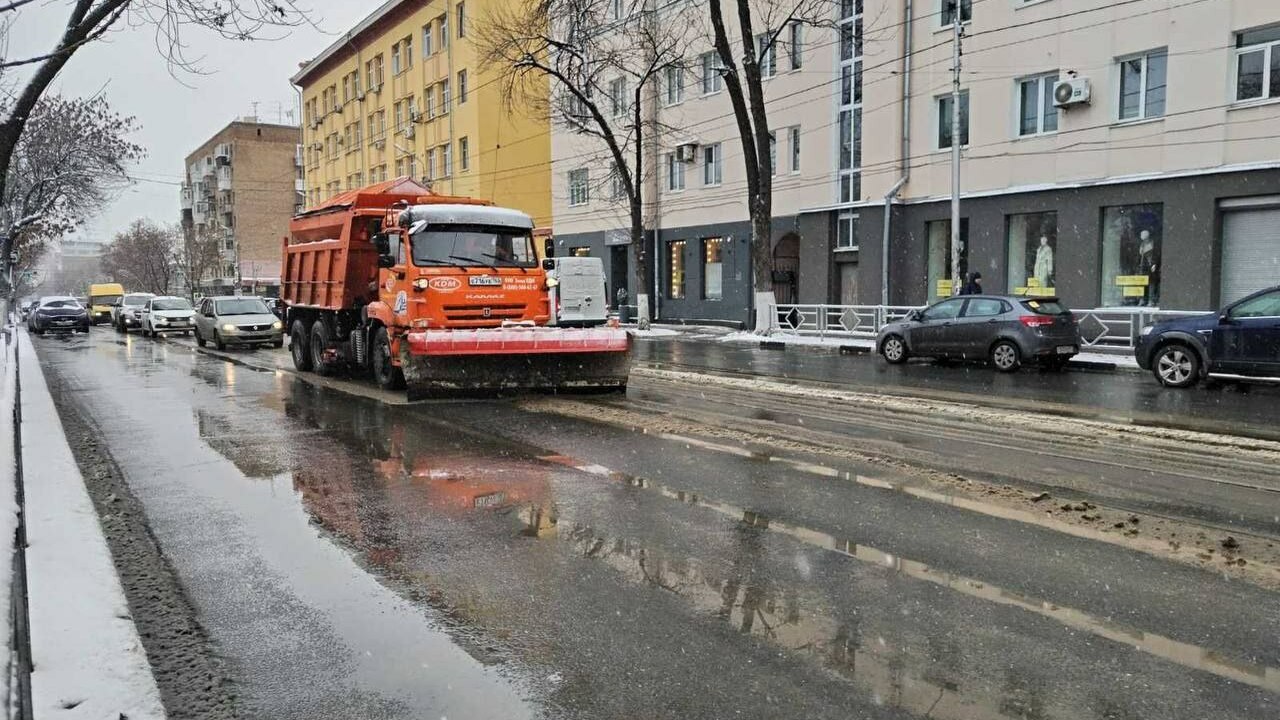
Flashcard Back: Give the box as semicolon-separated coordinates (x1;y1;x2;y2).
371;327;405;390
290;320;313;371
310;320;336;376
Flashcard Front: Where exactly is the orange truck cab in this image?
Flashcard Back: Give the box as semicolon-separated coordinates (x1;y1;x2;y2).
280;178;629;397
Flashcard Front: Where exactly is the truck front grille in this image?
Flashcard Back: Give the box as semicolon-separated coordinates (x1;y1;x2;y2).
442;303;526;327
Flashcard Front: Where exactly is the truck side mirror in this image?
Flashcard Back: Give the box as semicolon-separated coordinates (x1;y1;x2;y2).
544;237;555;259
377;255;396;269
541;258;555;271
372;233;390;255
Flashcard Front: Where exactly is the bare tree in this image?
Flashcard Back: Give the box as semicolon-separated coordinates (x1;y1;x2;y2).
0;0;311;295
1;93;143;295
478;0;696;328
179;222;222;299
707;0;833;330
102;219;180;294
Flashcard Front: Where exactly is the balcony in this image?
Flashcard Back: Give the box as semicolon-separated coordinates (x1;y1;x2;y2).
180;185;193;210
216;166;232;191
295;144;304;167
294;178;305;192
215;142;232;164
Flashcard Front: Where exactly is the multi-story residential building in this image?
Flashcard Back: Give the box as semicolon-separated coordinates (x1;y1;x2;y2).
180;118;303;295
550;1;860;324
856;0;1280;311
290;0;551;225
553;0;1280;325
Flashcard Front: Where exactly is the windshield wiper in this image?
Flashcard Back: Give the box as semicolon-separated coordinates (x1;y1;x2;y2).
449;255;499;273
416;257;468;270
482;253;528;273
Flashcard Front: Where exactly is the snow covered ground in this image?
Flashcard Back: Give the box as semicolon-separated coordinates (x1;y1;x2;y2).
1;324;19;712
17;331;166;719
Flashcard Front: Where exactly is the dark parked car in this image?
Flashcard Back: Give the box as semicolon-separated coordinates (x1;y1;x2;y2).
877;295;1081;372
1136;285;1280;388
27;296;90;335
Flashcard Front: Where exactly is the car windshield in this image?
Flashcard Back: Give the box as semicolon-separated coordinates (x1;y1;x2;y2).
1021;299;1070;315
152;298;192;311
91;294;124;306
410;225;537;267
215;298;271;315
41;299;80;309
123;295;152;306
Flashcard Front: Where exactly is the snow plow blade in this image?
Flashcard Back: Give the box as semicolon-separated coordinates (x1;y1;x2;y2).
401;327;631;398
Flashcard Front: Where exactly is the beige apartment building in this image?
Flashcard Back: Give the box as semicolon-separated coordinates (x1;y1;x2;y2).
552;0;1280;325
857;0;1280;311
180;119;304;295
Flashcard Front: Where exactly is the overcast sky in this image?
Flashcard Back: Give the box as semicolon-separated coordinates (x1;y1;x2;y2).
10;1;368;243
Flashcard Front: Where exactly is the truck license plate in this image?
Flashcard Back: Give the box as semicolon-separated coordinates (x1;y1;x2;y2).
1056;345;1076;355
473;492;507;509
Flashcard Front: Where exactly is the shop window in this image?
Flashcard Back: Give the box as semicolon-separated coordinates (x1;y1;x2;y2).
668;240;687;299
570;247;591;257
1101;204;1162;307
926;218;968;300
1006;212;1058;296
702;237;724;300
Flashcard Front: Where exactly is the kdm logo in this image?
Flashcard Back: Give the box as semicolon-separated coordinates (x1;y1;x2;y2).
428;277;462;291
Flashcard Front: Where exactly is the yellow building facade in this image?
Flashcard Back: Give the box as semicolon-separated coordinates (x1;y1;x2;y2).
291;0;550;224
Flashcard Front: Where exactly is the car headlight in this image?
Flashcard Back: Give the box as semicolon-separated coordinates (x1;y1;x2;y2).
272;320;283;330
222;323;236;332
1140;325;1154;336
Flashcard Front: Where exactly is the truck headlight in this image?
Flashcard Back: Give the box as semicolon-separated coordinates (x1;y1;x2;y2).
412;278;429;290
222;323;236;332
1140;325;1154;336
545;277;559;289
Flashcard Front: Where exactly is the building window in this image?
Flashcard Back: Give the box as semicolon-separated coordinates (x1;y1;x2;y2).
426;89;436;119
610;77;628;117
1006;212;1058;295
836;213;857;250
342;75;351;103
936;91;969;149
404;37;413;69
395;157;405;177
788;126;800;173
701;52;723;94
664;65;684;106
926;218;969;300
609;0;624;20
456;2;466;37
788;22;803;70
392;42;402;75
423;22;433;57
940;0;971;26
668;240;687;299
836;2;861;203
1234;25;1280;102
568;168;590;206
1101;204;1162;307
756;33;777;78
442;143;452;176
702;237;724;300
703;143;722;186
440;14;449;50
409;155;418;179
609;166;626;200
426;148;436;180
367;55;384;90
1118;49;1167;121
441;80;451;113
1018;73;1059;136
458;70;468;103
459;136;469;171
666;152;685;191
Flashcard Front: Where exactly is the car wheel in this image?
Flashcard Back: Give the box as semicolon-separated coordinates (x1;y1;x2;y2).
195;328;207;348
290;320;313;371
214;330;227;351
990;340;1021;373
371;327;406;390
1153;343;1200;388
310;320;336;376
881;334;909;364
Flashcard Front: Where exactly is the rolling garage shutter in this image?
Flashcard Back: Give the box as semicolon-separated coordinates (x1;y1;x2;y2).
1221;200;1280;305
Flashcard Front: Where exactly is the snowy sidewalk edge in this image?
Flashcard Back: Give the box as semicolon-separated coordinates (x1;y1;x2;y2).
1;326;21;713
17;330;167;719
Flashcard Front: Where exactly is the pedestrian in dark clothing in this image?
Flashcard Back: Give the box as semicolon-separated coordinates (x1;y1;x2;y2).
959;272;983;296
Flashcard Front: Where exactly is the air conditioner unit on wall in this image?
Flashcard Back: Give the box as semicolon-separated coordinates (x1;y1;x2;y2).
1053;77;1091;108
676;143;698;162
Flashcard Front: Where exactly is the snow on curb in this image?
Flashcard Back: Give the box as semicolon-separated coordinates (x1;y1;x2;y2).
18;332;166;719
0;328;20;710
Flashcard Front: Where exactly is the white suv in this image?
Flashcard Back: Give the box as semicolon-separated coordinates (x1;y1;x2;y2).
141;296;196;337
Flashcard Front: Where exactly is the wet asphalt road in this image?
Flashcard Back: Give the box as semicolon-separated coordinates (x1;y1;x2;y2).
32;329;1280;720
635;337;1280;441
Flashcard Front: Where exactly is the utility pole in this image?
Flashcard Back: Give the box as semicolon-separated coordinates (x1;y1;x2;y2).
949;3;964;296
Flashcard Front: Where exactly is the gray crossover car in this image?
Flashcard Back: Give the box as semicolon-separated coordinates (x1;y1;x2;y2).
877;295;1081;372
194;296;284;350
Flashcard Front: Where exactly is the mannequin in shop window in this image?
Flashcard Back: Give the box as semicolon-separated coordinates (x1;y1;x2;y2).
1138;230;1159;306
1033;236;1054;288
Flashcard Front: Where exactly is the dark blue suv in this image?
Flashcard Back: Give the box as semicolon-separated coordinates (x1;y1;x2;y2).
1135;286;1280;388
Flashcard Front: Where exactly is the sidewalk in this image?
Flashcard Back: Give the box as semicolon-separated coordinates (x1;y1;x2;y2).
5;328;166;718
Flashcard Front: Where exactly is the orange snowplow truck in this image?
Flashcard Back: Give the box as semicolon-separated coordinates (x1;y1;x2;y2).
280;178;630;397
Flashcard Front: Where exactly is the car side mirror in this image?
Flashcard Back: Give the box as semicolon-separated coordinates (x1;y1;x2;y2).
1219;312;1233;324
906;310;922;322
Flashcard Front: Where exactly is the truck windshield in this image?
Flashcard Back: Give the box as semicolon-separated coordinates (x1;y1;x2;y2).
91;294;124;306
411;225;537;268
